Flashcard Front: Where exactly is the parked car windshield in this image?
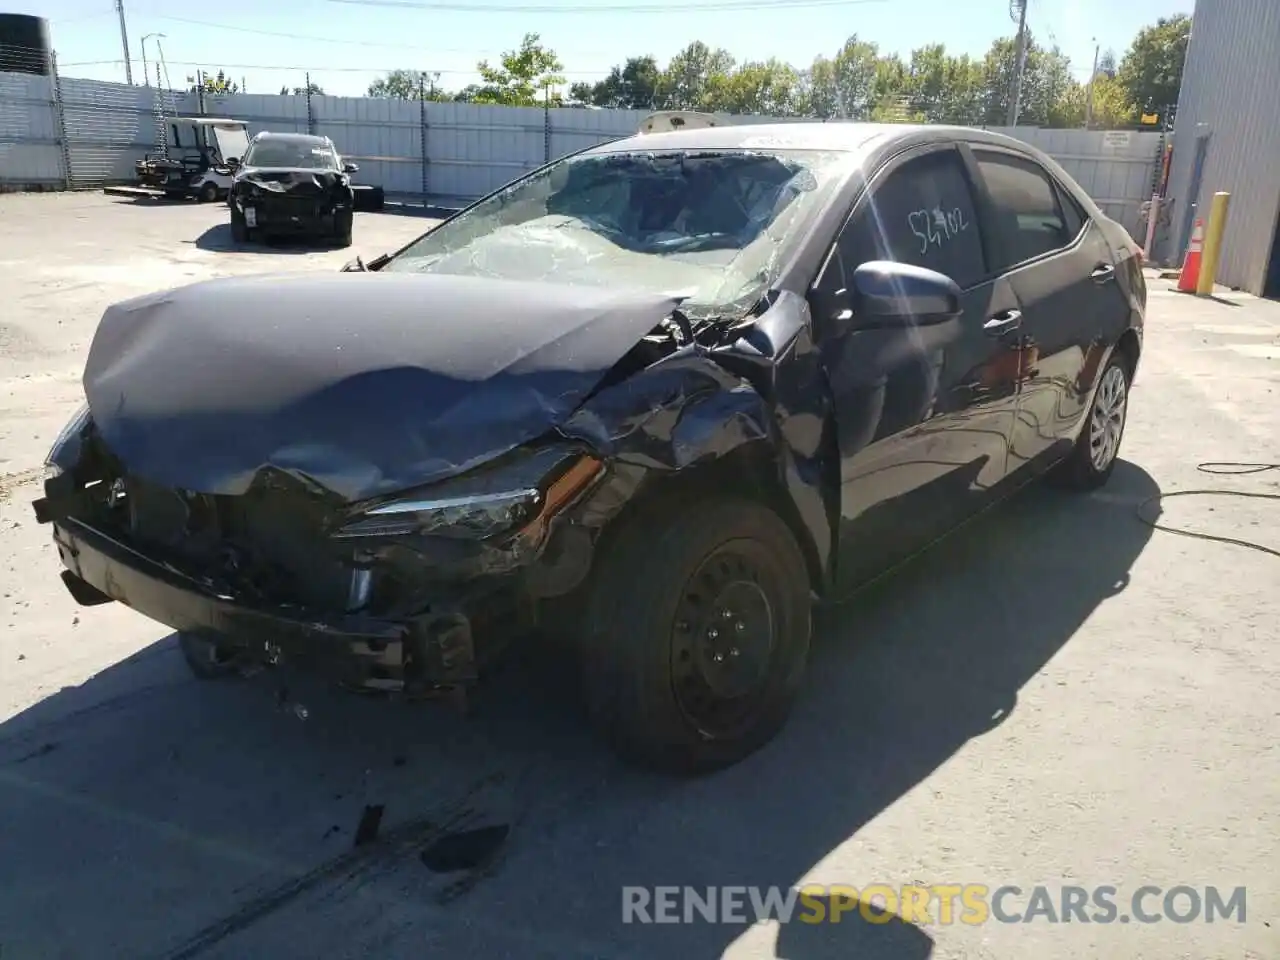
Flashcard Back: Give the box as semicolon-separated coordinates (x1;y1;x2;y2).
383;149;852;319
244;139;340;170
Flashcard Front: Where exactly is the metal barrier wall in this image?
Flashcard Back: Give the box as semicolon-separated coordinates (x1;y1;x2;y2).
2;61;1165;237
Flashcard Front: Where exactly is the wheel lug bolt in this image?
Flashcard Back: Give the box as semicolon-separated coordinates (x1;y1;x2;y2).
713;652;724;663
734;621;745;633
721;609;733;619
730;647;740;657
707;628;719;640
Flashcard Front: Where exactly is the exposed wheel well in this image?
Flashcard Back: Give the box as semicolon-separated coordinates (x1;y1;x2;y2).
1115;328;1141;380
591;444;827;596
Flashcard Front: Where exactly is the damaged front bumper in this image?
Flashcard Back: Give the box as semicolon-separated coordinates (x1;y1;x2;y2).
49;516;486;692
34;416;611;695
237;193;351;235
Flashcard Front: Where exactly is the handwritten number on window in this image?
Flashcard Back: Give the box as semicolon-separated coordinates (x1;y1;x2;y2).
907;206;969;255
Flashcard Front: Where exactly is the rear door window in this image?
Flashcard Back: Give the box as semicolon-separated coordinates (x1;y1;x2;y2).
832;147;987;290
972;149;1078;268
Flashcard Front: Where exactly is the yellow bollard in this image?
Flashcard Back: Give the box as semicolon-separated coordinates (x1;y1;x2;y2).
1195;191;1232;296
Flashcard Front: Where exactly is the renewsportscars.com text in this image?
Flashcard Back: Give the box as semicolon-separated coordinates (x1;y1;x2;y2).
621;884;1247;926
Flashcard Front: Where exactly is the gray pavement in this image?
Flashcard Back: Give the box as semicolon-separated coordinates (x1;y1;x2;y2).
0;192;1276;960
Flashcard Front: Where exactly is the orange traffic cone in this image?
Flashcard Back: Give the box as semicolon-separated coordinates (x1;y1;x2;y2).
1177;219;1204;293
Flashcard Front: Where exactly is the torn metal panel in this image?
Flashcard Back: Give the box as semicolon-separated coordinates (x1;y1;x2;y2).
82;272;680;502
558;290;837;583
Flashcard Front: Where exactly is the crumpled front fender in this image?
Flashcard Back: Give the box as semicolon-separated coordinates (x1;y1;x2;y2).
556;301;835;591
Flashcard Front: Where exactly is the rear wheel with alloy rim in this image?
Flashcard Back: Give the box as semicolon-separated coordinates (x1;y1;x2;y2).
1054;353;1131;490
582;498;812;775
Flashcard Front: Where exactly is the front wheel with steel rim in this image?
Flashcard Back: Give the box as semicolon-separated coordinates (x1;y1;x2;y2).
582;498;812;775
1054;353;1131;490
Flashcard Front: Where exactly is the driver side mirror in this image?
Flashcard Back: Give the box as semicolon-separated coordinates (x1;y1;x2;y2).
846;260;962;330
343;162;359;174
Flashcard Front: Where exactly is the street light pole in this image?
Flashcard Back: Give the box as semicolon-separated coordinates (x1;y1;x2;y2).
140;33;164;89
115;0;133;84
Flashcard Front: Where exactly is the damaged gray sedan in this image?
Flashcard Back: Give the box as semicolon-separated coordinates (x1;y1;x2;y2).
33;123;1145;774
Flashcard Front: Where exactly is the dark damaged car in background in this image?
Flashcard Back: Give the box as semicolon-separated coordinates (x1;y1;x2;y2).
34;122;1145;774
227;131;358;246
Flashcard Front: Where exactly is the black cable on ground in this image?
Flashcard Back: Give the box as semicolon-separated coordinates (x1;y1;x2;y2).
1135;462;1280;559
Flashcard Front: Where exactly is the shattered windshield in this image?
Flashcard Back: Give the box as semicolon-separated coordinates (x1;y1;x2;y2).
383;149;851;319
244;139;340;170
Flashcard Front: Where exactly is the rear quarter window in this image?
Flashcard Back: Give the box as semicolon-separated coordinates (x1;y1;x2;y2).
973;149;1080;267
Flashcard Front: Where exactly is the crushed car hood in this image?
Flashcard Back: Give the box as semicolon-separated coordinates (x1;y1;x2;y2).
236;167;346;195
83;272;680;501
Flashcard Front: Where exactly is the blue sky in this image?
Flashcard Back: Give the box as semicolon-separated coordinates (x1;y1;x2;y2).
27;0;1192;97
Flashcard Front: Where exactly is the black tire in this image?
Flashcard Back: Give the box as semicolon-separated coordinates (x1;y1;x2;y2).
1052;352;1131;490
230;210;248;243
178;631;242;680
334;210;354;248
582;498;812;775
198;181;219;203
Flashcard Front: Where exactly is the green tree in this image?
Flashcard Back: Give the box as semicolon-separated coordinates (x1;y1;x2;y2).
280;81;325;96
704;58;800;115
570;55;661;109
1021;45;1076;126
831;36;881;119
978;33;1081;126
1116;14;1190;114
1087;72;1139;128
798;57;838;118
473;33;564;106
367;69;445;100
903;44;984;124
659;41;736;109
188;70;238;94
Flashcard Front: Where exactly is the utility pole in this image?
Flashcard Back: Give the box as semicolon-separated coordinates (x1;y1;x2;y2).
1084;40;1100;128
1006;0;1028;126
115;0;133;84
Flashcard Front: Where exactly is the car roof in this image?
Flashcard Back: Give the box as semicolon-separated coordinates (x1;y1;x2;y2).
173;117;245;126
251;131;332;144
583;121;1051;164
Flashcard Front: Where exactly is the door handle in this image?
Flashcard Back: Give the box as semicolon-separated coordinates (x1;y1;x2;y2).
983;309;1022;336
1091;262;1116;281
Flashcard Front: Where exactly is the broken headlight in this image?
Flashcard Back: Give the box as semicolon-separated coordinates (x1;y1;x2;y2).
333;445;603;542
43;402;91;479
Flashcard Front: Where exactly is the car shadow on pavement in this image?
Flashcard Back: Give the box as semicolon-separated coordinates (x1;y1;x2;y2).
0;461;1159;960
193;223;325;255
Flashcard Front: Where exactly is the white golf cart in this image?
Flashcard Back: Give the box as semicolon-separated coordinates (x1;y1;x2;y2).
134;118;251;202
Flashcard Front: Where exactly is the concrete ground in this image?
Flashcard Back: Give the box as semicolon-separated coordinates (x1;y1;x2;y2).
0;192;1277;960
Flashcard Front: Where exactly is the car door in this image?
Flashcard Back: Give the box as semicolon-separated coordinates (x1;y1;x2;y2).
965;146;1131;470
811;143;1023;592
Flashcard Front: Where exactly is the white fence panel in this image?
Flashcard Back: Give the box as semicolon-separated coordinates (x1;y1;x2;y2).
0;70;62;186
59;77;168;186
